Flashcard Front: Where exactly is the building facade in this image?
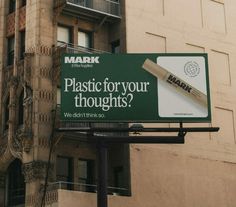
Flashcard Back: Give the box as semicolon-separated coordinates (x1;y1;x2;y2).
0;0;236;206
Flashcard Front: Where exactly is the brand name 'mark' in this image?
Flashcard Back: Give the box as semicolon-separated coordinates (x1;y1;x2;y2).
64;56;100;64
166;74;192;93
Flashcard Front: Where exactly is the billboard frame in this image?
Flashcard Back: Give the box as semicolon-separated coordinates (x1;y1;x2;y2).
60;53;211;123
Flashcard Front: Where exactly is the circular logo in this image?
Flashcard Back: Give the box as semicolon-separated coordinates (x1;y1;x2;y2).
184;61;200;77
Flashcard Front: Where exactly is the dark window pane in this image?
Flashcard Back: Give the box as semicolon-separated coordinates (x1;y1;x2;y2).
22;0;27;7
56;156;73;190
4;96;10;131
9;0;16;13
57;157;69;177
7;159;25;206
18;91;24;126
108;144;131;196
20;31;25;59
7;36;15;66
78;159;95;192
114;166;123;187
111;40;120;53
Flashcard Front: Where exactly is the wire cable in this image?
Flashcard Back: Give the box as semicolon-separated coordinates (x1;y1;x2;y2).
40;107;57;207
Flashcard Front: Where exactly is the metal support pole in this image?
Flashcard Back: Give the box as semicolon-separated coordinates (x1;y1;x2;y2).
97;141;108;207
56;125;219;207
178;122;184;137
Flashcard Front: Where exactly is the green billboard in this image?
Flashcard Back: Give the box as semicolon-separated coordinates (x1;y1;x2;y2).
61;53;211;122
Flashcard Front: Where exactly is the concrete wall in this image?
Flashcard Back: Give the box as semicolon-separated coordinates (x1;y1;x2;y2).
56;146;236;207
124;0;236;206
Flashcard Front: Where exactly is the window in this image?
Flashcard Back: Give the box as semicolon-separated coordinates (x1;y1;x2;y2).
7;36;15;66
6;159;25;206
78;159;95;192
75;0;92;8
108;144;131;196
57;25;71;45
18;91;24;126
56;156;73;190
20;31;25;60
114;166;123;187
110;0;120;16
78;30;92;48
76;0;85;6
4;96;10;131
9;0;16;13
111;40;120;53
113;166;124;194
21;0;27;7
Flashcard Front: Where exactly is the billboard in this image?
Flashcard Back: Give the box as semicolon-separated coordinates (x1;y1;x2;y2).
61;53;211;122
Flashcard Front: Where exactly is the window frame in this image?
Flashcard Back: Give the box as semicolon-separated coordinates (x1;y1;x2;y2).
78;29;93;49
57;24;73;45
